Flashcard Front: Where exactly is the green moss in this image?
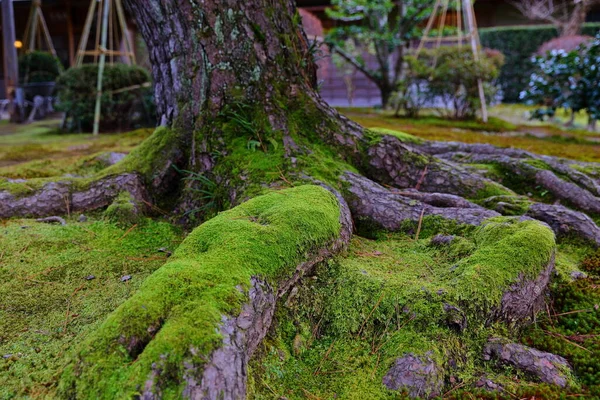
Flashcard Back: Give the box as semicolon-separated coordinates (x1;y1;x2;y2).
103;192;142;227
59;185;342;399
250;217;557;398
0;218;182;399
367;127;423;144
524;159;552;170
102;126;181;181
473;181;516;200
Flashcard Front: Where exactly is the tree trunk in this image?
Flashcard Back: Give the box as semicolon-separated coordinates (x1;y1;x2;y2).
126;0;361;163
380;85;393;109
561;2;588;36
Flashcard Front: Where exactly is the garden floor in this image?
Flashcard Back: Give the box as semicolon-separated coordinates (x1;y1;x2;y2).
340;105;600;163
1;111;599;398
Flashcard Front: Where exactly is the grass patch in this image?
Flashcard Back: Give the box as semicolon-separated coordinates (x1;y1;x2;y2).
0;218;182;399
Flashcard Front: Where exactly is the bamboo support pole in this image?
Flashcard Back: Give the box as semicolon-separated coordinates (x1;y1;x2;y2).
93;0;110;135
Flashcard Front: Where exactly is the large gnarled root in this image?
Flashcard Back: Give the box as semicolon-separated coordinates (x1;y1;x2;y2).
366;135;514;199
342;171;500;233
59;185;351;399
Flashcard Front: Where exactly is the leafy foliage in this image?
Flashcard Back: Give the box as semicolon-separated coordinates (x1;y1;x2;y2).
325;0;434;107
18;51;63;84
56;64;155;132
521;33;600;128
479;23;600;102
394;47;504;119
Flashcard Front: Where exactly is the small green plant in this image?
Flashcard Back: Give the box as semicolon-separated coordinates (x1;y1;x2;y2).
396;47;504;119
172;165;218;218
56;64;154;132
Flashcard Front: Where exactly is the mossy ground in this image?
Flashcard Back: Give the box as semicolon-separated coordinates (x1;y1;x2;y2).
2;114;600;399
59;185;342;399
342;107;600;163
0;119;153;179
0;217;182;399
248;218;587;399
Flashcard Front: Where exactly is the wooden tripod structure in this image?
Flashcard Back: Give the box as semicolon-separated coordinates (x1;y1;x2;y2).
75;0;135;67
75;0;136;135
415;0;488;122
22;0;57;56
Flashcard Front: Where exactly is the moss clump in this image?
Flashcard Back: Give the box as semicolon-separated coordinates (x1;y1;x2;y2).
367;127;423;144
0;218;182;399
102;126;180;182
522;275;600;396
59;185;342;399
249;217;557;398
103;192;142;227
478;195;532;216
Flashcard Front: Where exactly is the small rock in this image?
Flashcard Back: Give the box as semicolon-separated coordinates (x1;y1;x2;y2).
157;247;172;257
570;270;587;280
444;303;467;332
429;234;455;246
120;275;132;282
483;340;572;387
85;275;96;281
475;375;503;392
383;353;444;398
98;152;127;166
78;214;88;223
3;354;12;359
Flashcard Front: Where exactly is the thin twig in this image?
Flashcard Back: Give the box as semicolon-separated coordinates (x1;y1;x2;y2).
442;381;466;397
277;166;294;186
415;208;426;241
314;340;336;375
118;224;138;241
358;292;385;337
543;330;592;352
63;283;86;335
415;165;428;190
553;309;592;317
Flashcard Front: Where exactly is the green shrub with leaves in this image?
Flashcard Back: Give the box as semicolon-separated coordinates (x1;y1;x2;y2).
56;64;155;132
18;51;63;84
480;23;600;102
522;33;600;130
325;0;434;108
396;47;504;119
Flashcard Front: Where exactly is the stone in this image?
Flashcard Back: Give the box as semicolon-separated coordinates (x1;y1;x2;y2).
382;353;444;398
483;340;573;387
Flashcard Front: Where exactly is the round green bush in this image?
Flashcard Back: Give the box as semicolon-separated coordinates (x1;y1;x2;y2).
18;51;63;84
56;64;155;132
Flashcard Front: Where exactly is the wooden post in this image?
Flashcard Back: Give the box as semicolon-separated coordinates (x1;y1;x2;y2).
462;0;488;122
93;0;110;135
67;0;75;66
2;0;20;121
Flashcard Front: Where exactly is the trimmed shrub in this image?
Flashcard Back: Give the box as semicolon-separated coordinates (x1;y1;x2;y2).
522;33;600;129
480;23;600;102
396;47;503;119
56;64;155;132
18;51;63;84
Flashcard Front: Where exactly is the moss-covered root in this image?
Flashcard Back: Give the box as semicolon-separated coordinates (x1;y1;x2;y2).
59;185;350;399
0;127;180;219
366;134;514;200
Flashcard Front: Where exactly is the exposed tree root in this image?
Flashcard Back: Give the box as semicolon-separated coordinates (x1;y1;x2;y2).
0;173;148;218
342;172;500;232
